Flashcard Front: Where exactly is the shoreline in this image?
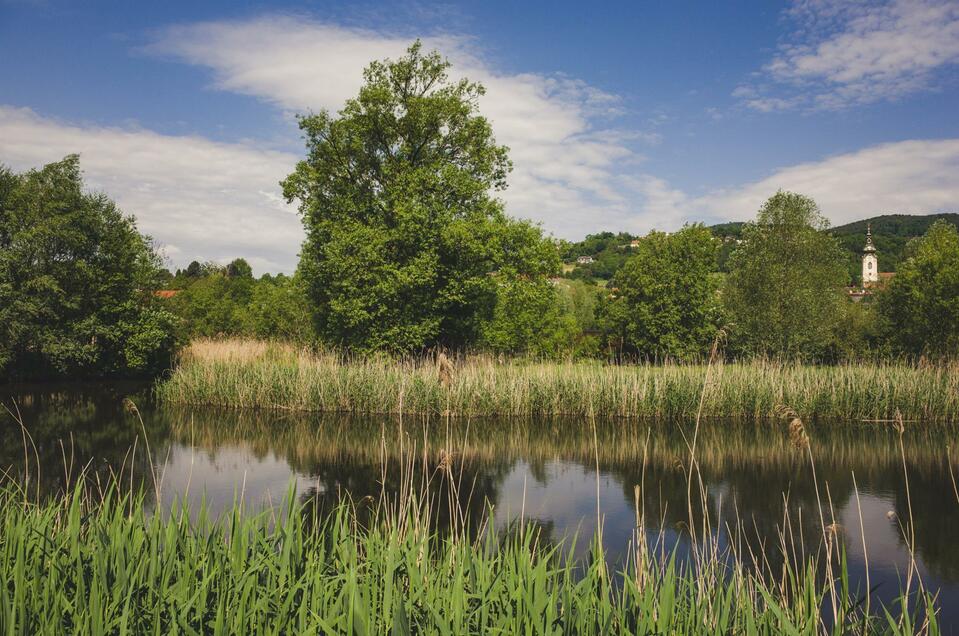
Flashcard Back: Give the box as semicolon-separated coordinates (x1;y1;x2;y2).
156;339;959;422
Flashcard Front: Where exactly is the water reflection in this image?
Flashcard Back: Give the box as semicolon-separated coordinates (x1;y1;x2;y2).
2;383;959;627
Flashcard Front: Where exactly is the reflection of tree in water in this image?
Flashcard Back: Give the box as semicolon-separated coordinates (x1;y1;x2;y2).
296;453;514;539
165;408;516;539
165;408;959;580
887;458;959;581
7;388;959;583
600;421;959;584
0;382;168;498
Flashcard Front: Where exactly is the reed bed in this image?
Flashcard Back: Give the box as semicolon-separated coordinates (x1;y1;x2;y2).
0;482;938;634
162;408;959;477
158;339;959;422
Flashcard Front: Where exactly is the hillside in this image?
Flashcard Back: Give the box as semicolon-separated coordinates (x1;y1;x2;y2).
560;213;959;283
831;213;959;279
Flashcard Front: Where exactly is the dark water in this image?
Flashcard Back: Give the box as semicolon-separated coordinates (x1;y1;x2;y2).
3;383;959;629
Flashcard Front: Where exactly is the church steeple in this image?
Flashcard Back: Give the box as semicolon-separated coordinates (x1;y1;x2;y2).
863;223;876;253
862;224;878;285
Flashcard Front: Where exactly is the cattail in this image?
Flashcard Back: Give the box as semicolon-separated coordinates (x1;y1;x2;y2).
437;352;455;389
778;405;808;450
437;448;453;473
788;418;808;450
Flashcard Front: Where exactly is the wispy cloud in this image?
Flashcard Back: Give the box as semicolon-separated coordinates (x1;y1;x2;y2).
146;15;648;240
737;0;959;111
0;106;302;273
647;138;959;226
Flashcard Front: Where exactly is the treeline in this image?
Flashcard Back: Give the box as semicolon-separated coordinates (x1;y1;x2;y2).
561;214;959;285
161;261;311;343
3;43;958;381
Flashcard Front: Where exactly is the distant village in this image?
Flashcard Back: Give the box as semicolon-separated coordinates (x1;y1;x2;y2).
561;221;918;300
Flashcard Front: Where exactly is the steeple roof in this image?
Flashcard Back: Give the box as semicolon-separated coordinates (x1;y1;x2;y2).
863;223;876;253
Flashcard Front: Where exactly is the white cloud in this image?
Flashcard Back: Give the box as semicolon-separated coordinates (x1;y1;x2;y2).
0;106;303;273
5;13;956;276
739;0;959;111
147;15;644;240
646;138;959;226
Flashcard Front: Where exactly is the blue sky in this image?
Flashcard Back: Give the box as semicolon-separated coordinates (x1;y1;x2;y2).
2;0;958;273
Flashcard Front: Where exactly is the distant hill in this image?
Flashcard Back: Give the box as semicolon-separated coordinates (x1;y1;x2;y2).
830;213;959;280
707;213;959;279
706;221;746;240
559;231;637;282
561;214;959;283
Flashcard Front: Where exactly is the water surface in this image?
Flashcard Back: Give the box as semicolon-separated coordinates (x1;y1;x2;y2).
3;383;959;629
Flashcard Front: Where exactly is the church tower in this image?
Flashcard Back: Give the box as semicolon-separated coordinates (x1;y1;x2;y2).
862;224;878;285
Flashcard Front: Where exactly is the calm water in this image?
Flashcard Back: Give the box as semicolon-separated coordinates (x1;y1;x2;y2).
3;383;959;629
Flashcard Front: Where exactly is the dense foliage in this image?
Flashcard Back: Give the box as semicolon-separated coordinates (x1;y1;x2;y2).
560;231;637;282
163;261;312;342
879;220;959;356
603;225;721;359
0;156;176;380
158;192;957;362
283;43;558;353
4;48;954;366
723;192;848;358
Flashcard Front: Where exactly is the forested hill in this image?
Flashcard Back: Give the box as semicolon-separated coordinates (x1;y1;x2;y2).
831;213;959;275
561;213;959;282
708;213;959;275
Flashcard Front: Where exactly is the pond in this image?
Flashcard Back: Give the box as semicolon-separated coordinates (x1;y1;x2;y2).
3;382;959;629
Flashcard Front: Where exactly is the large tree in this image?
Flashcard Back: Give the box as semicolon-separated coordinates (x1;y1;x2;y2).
282;42;558;352
879;220;959;356
606;225;721;359
0;156;177;379
723;191;847;358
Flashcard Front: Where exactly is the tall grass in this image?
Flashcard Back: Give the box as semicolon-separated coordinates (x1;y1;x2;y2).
0;482;939;634
157;338;959;421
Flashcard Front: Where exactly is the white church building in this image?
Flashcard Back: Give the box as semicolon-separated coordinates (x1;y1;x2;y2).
850;225;894;300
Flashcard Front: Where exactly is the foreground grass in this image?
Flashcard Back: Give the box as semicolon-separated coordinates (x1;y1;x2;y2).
158;339;959;421
0;483;938;635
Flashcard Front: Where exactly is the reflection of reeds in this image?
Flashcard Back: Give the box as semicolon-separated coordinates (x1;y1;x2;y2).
163;407;959;478
159;338;959;422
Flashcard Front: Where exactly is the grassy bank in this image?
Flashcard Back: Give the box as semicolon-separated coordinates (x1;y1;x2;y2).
0;483;938;634
158;339;959;421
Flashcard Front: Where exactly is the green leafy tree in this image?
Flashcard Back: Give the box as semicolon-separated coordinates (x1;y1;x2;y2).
0;156;176;379
168;267;252;338
723;191;847;358
184;260;203;278
243;274;313;342
282;42;557;352
226;258;253;279
830;300;885;361
606;225;721;359
879;220;959;356
479;275;562;356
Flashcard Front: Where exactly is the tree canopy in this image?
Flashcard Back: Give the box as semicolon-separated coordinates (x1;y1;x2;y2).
879;220;959;356
723;191;848;358
282;42;558;352
166;267;312;342
0;156;177;379
605;225;721;359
